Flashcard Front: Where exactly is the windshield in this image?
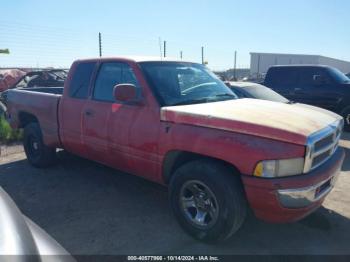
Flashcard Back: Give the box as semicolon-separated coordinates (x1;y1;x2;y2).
139;62;237;106
328;67;350;83
240;84;289;103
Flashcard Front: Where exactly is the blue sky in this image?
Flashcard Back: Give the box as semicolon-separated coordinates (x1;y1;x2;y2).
0;0;349;70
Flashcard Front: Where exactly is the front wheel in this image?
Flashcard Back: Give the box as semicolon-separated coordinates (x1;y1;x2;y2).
169;159;247;243
23;123;56;167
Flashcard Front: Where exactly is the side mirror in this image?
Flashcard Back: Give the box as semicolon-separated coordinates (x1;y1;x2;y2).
224;81;231;87
313;75;327;86
113;84;139;103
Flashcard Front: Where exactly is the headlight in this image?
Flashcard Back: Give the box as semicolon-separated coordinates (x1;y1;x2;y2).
253;158;304;178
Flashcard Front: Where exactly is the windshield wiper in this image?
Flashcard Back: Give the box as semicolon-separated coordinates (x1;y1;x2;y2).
170;98;210;106
170;93;236;106
212;93;236;98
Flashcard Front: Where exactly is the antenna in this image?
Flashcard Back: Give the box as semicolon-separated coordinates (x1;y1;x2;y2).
158;37;163;60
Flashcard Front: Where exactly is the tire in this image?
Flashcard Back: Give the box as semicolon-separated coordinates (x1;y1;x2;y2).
341;106;350;132
169;159;247;243
23;123;56;167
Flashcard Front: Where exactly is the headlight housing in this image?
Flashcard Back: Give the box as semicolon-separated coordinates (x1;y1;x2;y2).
253;158;304;178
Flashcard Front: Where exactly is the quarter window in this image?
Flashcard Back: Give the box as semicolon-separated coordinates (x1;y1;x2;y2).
266;68;297;88
69;62;96;99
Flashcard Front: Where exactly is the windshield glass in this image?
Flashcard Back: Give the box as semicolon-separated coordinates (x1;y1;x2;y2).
242;84;289;103
328;67;350;83
139;62;237;106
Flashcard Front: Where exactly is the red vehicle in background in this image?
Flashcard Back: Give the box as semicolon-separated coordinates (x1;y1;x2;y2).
0;69;26;92
5;57;345;242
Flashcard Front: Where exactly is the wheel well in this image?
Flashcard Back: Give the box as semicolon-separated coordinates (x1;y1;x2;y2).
162;150;241;184
18;112;38;128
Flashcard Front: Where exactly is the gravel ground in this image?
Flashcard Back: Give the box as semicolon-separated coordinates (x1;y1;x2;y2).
0;134;349;255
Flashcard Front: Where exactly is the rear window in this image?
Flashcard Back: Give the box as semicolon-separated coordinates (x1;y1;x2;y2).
69;62;96;99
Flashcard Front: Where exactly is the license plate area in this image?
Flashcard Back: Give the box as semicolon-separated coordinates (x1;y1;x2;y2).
315;179;331;198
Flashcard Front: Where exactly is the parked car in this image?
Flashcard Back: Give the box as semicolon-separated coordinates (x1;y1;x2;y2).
264;65;350;130
6;57;345;242
0;69;26;92
0;69;67;114
0;187;74;260
11;69;67;90
225;81;289;103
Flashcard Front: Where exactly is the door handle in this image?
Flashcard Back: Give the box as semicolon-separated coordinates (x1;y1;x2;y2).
84;109;94;117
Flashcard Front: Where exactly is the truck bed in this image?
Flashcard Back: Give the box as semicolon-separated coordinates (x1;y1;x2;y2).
20;87;64;95
6;87;62;147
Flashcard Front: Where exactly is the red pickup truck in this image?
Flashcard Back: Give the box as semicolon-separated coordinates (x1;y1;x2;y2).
6;57;345;242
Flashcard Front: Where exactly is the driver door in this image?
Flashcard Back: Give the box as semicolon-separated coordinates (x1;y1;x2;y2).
295;68;339;111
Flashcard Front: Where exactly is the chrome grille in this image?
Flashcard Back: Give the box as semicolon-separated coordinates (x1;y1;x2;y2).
304;120;343;173
312;148;333;167
314;134;334;152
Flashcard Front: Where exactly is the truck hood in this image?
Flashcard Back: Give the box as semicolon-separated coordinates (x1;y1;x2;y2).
161;99;342;145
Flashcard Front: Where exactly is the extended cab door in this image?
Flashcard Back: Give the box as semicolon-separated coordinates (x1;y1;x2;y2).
59;61;97;156
82;61;160;180
264;67;297;100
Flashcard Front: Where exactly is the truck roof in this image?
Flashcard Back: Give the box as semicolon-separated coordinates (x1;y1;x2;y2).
75;56;193;64
269;64;332;69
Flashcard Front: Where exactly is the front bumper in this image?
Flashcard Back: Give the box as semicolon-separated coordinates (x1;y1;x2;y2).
242;147;345;223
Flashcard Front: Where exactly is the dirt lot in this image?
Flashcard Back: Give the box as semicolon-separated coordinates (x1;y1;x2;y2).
0;135;350;255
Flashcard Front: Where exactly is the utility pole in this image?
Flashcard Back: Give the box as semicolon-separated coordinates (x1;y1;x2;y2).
233;50;237;81
163;41;167;57
201;46;204;64
99;32;102;57
257;54;261;79
180;51;183;60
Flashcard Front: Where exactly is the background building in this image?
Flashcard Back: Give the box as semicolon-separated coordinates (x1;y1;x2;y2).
250;52;350;77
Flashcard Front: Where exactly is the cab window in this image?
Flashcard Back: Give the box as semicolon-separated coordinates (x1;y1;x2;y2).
93;62;140;102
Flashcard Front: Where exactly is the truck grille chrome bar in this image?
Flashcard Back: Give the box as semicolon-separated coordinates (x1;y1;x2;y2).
303;119;343;173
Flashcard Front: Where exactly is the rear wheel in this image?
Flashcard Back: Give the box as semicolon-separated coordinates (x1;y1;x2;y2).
169;159;247;243
23;123;56;167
